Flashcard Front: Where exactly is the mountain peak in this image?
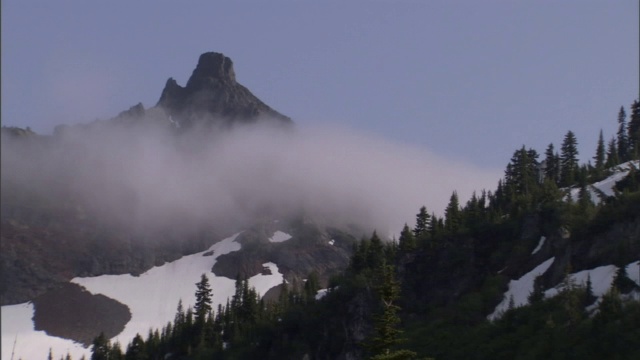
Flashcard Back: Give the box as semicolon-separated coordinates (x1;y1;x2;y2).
157;52;291;127
187;52;236;87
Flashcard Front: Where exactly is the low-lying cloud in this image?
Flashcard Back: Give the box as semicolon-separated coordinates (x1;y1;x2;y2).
1;118;501;238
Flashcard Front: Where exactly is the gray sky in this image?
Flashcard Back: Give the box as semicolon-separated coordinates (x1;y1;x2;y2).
2;1;638;168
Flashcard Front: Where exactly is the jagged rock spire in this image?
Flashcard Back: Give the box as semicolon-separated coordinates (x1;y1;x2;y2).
157;52;291;128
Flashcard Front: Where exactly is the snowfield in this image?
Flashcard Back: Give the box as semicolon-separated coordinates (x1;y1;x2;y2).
489;259;640;321
268;231;292;243
488;257;555;320
568;160;639;203
531;236;546;255
1;232;285;360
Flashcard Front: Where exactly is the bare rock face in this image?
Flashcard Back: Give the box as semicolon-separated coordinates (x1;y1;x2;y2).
32;283;131;347
157;52;292;128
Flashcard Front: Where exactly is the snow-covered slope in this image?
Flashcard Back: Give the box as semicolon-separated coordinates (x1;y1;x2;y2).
1;232;284;360
487;257;555;320
568;160;638;203
269;231;292;243
489;260;640;321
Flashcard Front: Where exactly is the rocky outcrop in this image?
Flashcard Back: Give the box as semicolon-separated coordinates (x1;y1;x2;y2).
212;220;357;287
157;52;292;128
32;282;131;347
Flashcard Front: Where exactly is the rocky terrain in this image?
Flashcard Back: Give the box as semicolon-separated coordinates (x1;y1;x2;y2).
0;52;331;308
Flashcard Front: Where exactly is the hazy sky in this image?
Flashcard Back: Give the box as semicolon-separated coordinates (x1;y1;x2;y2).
2;1;638;168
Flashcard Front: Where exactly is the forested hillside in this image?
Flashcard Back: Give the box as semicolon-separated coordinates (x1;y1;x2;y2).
68;100;640;360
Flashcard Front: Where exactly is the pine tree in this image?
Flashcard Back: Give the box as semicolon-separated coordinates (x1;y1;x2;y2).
583;274;597;306
612;264;637;294
304;271;320;303
412;206;430;238
544;143;560;184
593;129;606;179
398;224;416;253
444;191;461;232
617;106;629;161
505;146;539;195
110;342;124;360
367;231;386;270
367;265;422;360
125;334;146;360
194;274;213;324
560;131;579;187
577;184;594;214
91;332;110;360
606;137;619;168
628;100;640;159
528;275;545;305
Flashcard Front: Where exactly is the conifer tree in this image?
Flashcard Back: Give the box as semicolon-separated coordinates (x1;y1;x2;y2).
612;264;637;294
505;146;539;195
606;137;619;168
584;274;597;306
560;131;579;187
368;265;425;360
577;184;594;214
399;224;416;253
428;212;439;238
304;271;320;303
544;143;560;184
368;231;386;270
194;274;213;324
444;191;461;232
125;334;146;360
413;206;430;238
528;275;545;305
617;106;629;161
628;100;640;159
593;129;606;178
91;332;110;360
109;342;124;360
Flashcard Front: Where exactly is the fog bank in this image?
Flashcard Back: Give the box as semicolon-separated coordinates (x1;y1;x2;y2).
1;119;501;237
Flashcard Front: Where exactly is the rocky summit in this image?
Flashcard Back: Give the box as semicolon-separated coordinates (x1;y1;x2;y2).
157;52;292;128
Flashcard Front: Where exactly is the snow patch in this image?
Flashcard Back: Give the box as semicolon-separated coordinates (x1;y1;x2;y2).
567;160;639;203
544;264;617;299
488;257;555;321
269;231;292;243
531;236;546;255
2;232;284;360
315;289;329;300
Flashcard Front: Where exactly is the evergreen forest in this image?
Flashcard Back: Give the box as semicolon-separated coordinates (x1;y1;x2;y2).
47;100;640;360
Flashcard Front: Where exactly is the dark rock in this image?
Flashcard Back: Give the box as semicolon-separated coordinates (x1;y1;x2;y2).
157;52;292;128
32;282;131;347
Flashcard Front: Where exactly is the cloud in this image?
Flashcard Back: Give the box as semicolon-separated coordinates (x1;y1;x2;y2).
1;117;501;238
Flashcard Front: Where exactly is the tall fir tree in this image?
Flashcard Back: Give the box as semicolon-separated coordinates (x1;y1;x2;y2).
560;130;579;187
399;223;416;253
628;100;640;159
125;334;146;360
617;106;629;161
444;191;461;233
91;332;111;360
593;129;606;179
367;231;386;270
544;143;560;184
367;265;425;360
413;206;430;238
505;146;539;195
194;274;213;324
606;137;619;168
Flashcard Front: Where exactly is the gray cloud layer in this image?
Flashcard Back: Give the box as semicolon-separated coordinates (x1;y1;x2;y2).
2;119;500;238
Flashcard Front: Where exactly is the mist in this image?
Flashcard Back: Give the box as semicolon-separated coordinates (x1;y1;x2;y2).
1;116;501;239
